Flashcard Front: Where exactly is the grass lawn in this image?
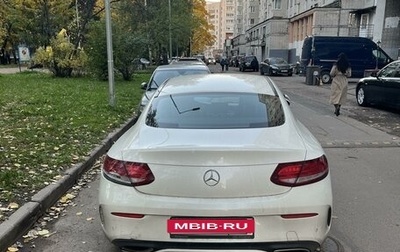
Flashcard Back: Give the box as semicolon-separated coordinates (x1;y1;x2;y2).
0;70;150;219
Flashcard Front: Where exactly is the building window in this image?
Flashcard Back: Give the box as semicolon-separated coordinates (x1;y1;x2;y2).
361;14;369;29
250;19;255;25
274;0;282;9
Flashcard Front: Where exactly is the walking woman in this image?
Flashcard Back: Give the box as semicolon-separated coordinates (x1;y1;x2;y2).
330;53;351;116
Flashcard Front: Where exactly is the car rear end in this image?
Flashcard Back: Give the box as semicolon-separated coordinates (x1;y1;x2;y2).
99;129;332;251
99;74;332;252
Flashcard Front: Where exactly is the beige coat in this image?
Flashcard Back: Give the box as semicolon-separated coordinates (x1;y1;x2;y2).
329;65;351;105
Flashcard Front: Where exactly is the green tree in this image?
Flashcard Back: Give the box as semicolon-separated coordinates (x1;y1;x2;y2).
86;0;148;81
10;0;73;48
0;0;104;58
85;21;108;80
0;0;22;62
144;0;214;59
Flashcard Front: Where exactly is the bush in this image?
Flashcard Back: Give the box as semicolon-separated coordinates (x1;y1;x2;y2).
32;29;88;77
86;21;149;81
86;22;108;80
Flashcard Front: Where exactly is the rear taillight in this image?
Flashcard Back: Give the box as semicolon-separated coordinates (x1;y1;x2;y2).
102;155;155;186
270;155;328;187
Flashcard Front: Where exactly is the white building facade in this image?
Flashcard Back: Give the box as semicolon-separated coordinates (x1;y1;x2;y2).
206;0;236;59
210;0;400;63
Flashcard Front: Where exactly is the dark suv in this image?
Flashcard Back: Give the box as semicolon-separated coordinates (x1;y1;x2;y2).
239;56;259;72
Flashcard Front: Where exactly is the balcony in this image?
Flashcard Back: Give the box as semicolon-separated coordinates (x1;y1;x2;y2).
348;24;374;39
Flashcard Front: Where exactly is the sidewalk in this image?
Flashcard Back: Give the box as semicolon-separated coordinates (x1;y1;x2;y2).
0;66;28;74
275;76;400;148
0;66;52;75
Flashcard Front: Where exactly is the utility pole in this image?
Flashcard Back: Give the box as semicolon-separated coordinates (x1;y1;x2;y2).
75;0;80;48
105;0;115;107
169;0;172;59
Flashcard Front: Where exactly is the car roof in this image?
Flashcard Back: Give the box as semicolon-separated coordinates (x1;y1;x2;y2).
178;57;201;60
159;73;278;96
377;59;400;71
154;64;210;71
389;59;400;64
170;57;204;63
169;61;206;65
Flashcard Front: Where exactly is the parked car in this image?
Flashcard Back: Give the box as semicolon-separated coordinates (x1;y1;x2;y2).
194;54;207;64
356;59;400;109
229;55;240;67
260;57;293;76
137;63;211;113
239;55;259;72
99;73;333;252
207;57;216;65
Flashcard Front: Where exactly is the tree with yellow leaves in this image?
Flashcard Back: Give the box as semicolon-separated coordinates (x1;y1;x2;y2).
191;0;216;55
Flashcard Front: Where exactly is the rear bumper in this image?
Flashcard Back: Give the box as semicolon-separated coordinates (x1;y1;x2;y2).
99;172;332;247
113;239;321;252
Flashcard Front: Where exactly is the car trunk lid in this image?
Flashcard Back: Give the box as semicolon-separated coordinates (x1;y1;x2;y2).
115;126;308;198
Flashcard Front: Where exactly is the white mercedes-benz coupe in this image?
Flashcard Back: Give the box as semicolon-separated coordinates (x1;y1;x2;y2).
99;74;333;252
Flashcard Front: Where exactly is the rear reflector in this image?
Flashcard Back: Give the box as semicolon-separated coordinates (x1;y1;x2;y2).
102;155;155;186
270;155;328;187
281;213;318;219
111;212;145;219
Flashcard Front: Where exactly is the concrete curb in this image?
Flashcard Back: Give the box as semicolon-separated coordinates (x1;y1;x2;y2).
0;116;138;252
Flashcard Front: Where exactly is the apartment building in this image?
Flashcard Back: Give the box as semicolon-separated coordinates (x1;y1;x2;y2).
205;2;221;58
224;0;400;63
205;0;236;58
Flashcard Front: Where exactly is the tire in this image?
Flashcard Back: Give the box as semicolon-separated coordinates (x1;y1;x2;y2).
260;67;264;75
356;85;369;107
320;71;332;84
288;73;293;76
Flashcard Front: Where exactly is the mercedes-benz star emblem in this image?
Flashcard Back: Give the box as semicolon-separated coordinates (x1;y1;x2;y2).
203;169;220;186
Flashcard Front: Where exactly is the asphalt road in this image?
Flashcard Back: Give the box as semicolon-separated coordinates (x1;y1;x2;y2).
6;65;400;252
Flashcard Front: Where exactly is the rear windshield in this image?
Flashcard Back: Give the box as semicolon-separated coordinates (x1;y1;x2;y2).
145;92;285;129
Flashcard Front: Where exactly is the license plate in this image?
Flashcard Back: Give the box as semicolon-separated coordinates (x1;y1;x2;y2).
167;218;254;237
281;70;288;72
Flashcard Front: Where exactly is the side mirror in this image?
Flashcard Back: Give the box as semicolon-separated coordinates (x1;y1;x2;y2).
141;82;147;90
